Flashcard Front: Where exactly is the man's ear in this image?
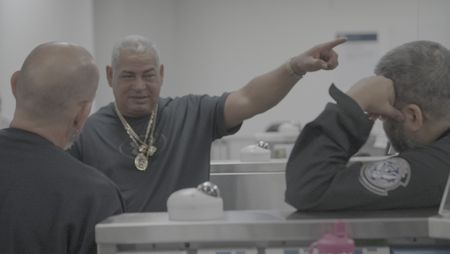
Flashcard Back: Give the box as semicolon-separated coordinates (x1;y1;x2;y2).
159;64;165;84
10;71;20;97
73;102;92;131
106;66;113;88
402;104;424;132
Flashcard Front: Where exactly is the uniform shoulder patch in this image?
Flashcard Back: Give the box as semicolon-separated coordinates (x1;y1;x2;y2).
358;157;411;196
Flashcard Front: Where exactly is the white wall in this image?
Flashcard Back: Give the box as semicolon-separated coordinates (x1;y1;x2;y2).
1;0;449;136
92;0;176;109
182;0;449;135
92;0;450;136
0;0;94;121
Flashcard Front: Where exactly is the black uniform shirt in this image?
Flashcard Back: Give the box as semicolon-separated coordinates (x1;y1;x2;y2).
285;84;450;211
0;128;124;254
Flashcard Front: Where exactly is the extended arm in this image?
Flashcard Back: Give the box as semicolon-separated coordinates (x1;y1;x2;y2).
224;38;346;129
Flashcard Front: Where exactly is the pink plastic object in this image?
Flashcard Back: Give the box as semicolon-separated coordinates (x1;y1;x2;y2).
308;221;355;254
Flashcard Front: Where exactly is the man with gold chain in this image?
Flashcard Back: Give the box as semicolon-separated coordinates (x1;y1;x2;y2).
69;34;346;212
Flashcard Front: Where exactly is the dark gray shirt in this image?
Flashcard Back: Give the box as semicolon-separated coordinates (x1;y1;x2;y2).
0;128;124;254
285;84;450;211
70;94;240;212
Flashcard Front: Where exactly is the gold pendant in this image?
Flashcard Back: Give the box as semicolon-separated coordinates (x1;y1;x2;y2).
147;145;157;156
134;153;148;171
138;144;148;153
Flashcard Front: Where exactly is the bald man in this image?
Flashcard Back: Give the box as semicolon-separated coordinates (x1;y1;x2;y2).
0;42;124;254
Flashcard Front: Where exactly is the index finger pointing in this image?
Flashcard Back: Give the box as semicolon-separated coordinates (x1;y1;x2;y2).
318;37;347;50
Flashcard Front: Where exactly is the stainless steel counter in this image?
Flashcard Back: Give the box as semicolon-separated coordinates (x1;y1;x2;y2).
95;160;450;253
96;208;450;253
429;215;450;240
210;157;393;173
209;158;393;211
210;160;292;211
210;160;286;173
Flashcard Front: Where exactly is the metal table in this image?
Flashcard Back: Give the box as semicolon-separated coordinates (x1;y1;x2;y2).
96;161;450;253
96;208;450;254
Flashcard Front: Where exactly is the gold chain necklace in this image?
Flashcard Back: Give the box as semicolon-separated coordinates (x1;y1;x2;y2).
114;102;158;171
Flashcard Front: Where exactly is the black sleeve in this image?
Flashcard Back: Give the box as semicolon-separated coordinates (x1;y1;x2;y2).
285;84;450;211
72;182;124;254
67;139;82;160
285;84;373;210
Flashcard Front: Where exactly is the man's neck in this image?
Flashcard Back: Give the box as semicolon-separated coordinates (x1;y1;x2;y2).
421;120;450;144
10;118;68;149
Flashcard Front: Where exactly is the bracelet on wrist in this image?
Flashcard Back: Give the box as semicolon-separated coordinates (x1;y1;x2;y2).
285;57;306;78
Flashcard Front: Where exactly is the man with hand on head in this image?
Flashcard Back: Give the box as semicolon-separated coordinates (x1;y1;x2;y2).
0;42;124;254
286;41;450;211
70;35;346;212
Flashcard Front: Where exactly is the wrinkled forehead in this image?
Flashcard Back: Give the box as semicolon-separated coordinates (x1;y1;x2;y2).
119;47;157;60
116;49;159;72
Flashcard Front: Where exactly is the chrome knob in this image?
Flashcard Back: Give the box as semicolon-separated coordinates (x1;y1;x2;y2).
197;181;221;198
257;140;270;150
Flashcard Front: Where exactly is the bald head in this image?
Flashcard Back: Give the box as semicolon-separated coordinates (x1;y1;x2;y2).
13;42;99;123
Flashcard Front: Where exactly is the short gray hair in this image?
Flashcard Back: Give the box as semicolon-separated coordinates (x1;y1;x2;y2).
375;41;450;120
111;35;160;70
16;42;99;123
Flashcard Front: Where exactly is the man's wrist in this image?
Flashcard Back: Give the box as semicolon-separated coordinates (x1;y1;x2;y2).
330;84;374;124
346;93;369;112
285;57;306;78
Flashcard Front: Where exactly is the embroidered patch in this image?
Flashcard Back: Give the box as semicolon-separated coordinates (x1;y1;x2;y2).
359;157;411;196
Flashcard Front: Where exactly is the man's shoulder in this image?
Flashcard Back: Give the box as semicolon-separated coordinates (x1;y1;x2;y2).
58;154;119;192
52;160;123;218
438;129;450;143
160;93;228;109
404;129;450;157
159;94;201;105
89;102;115;119
82;102;117;130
